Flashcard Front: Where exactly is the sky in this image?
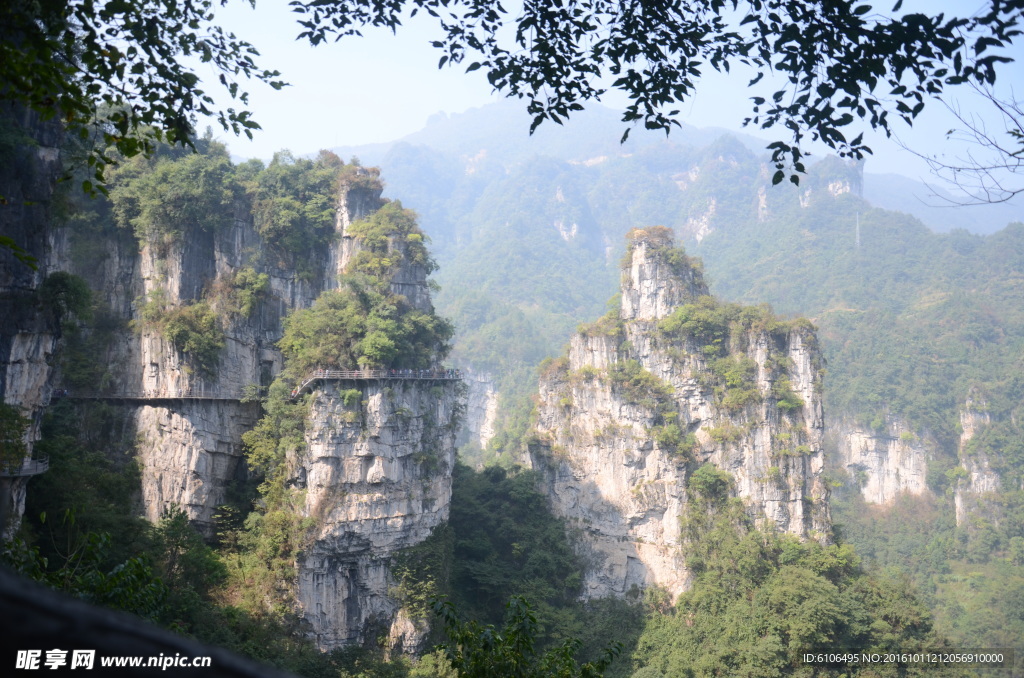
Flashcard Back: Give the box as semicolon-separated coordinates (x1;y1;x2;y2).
200;1;1024;198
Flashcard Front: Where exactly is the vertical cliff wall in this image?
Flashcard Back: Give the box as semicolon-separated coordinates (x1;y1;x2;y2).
954;396;1001;526
50;163;387;535
21;151;463;650
0;106;64;535
460;368;499;450
283;203;461;652
532;227;830;600
294;379;459;651
827;416;932;504
2;138;463;653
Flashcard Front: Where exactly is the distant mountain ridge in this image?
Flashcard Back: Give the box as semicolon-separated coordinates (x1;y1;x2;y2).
310;100;1020;236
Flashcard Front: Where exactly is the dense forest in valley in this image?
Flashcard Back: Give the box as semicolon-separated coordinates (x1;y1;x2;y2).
1;98;1022;677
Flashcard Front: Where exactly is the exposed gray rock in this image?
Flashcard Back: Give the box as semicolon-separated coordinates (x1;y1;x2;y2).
460;368;499;450
294;380;459;651
533;231;829;601
133;401;261;532
0;106;64;535
3;148;460;652
828;416;932;505
954;396;1000;526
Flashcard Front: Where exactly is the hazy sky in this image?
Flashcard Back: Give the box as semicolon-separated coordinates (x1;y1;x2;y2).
201;1;1024;192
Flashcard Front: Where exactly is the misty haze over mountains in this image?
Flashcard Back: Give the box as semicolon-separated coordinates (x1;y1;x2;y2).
305;101;1021;236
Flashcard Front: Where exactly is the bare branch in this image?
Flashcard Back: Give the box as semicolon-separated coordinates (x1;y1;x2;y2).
900;81;1024;205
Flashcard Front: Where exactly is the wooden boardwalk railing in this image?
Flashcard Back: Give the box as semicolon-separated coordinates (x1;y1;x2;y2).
290;368;462;399
51;388;251;402
0;456;49;477
49;368;461;404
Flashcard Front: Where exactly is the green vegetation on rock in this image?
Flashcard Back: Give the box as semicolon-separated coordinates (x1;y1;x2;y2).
0;402;31;469
632;473;961;677
110;142;236;241
246;150;345;274
347;200;436;277
277;275;452;377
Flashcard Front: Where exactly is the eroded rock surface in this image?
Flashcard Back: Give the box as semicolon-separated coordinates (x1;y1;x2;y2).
533;229;830;600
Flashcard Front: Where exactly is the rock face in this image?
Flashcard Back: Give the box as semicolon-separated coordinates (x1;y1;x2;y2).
532;228;830;601
2;142;462;651
79;168;460;649
133;401;262;526
461;369;499;450
828;416;931;504
48;170;387;536
294;379;459;651
954;397;1000;526
0;106;64;535
289;203;461;652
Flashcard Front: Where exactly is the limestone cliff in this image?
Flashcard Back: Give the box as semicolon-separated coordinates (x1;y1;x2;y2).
294;379;459;651
285;196;461;652
954;396;1000;526
460;368;499;451
3;141;461;652
531;227;830;601
0;106;64;534
827;415;932;504
50;165;387;533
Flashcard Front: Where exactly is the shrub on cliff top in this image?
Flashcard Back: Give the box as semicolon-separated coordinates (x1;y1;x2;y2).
621;226;703;279
659;295;806;357
346;200;437;277
246;150;347;273
278;275;452;376
110;143;235;240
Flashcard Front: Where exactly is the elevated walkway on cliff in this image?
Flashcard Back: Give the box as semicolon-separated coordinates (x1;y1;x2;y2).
0;456;49;478
290;368;462;400
49;368;461;405
50;388;255;403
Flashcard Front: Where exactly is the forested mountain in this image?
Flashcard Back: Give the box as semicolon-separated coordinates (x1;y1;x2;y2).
1;99;1022;678
347;104;1024;670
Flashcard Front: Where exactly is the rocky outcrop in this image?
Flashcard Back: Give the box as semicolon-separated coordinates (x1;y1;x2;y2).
134;401;261;526
45;170;392;536
291;195;461;651
0;106;64;535
954;397;1000;526
532;228;829;601
684;198;716;243
828;416;931;504
23;155;463;650
461;369;499;450
294;380;459;651
0;106;63;431
55;216;311;535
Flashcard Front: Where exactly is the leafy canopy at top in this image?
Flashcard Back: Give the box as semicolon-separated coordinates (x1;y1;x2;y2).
0;0;284;191
292;0;1023;182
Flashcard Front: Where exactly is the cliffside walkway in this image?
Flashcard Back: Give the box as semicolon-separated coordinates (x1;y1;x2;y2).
290;368;462;400
50;388;256;403
0;457;49;477
48;368;461;404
